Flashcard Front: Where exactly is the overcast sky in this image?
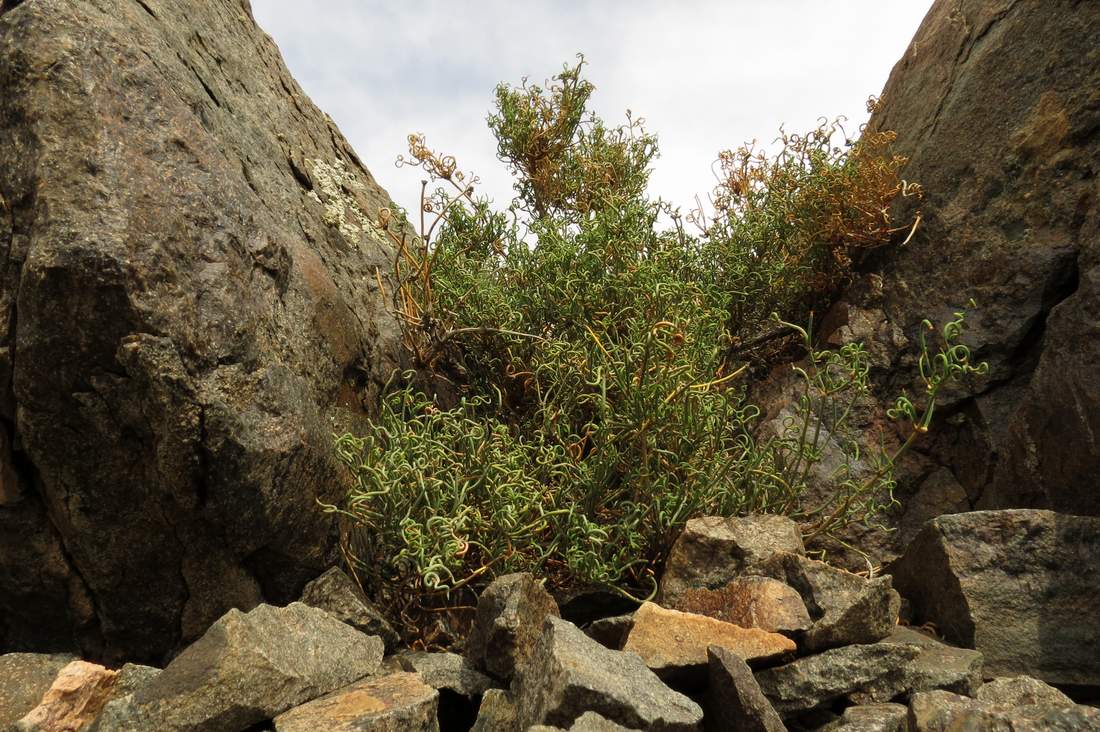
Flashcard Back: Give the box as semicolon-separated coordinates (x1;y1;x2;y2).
253;1;932;218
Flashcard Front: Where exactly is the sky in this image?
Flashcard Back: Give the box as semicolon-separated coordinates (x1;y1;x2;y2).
252;1;933;220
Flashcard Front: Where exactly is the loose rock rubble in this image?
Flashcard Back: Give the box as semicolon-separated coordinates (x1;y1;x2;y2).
3;512;1098;731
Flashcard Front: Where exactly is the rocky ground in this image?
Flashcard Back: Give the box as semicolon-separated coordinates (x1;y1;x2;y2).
2;509;1097;731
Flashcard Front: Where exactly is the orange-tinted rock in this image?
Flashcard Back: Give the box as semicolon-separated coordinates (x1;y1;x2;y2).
274;672;439;732
623;602;795;682
15;660;118;732
670;576;811;634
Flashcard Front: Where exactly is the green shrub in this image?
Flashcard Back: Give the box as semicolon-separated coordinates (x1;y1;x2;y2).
328;58;985;642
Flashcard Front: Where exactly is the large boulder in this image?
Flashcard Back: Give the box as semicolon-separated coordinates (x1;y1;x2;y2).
845;0;1100;521
0;0;403;661
890;509;1100;686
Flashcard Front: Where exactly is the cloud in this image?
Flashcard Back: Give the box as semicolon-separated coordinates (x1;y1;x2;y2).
252;1;932;218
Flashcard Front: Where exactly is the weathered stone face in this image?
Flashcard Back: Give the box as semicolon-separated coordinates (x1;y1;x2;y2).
848;0;1100;519
0;0;403;661
890;509;1100;687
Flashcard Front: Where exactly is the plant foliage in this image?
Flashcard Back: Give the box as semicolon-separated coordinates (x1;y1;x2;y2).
328;58;985;643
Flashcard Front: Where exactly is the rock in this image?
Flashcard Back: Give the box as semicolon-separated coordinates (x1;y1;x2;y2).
109;664;162;702
757;553;899;650
705;646;786;732
273;672;439;732
659;516;804;604
908;689;1100;732
396;651;494;697
824;703;907;732
13;660;116;732
623;602;795;682
975;675;1074;707
856;0;1100;519
91;603;383;731
584;613;635;650
0;653;74;729
514;616;703;731
755;643;920;717
529;711;637;731
891;510;1100;685
668;577;811;635
0;0;402;660
300;567;400;652
849;625;983;703
803;577;899;653
396;650;493;730
466;573;560;681
470;689;518;732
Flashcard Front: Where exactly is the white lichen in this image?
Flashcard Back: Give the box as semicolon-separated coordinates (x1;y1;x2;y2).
306;158;383;245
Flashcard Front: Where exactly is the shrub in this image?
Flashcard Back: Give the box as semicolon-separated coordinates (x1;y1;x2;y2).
328;57;984;643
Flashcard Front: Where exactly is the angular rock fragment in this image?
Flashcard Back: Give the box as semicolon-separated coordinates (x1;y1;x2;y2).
274;672;439;732
14;660;118;732
891;510;1100;686
529;711;638;731
300;567;401;652
396;651;494;698
109;664;162;702
664;576;814;634
706;646;786;732
0;653;75;729
584;613;635;650
850;625;983;702
669;576;811;635
908;689;1100;732
659;515;804;604
470;689;518;732
515;616;703;731
755;643;920;717
466;573;560;681
623;602;794;682
397;651;494;731
91;603;383;732
824;703;907;731
975;675;1073;707
757;553;899;650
